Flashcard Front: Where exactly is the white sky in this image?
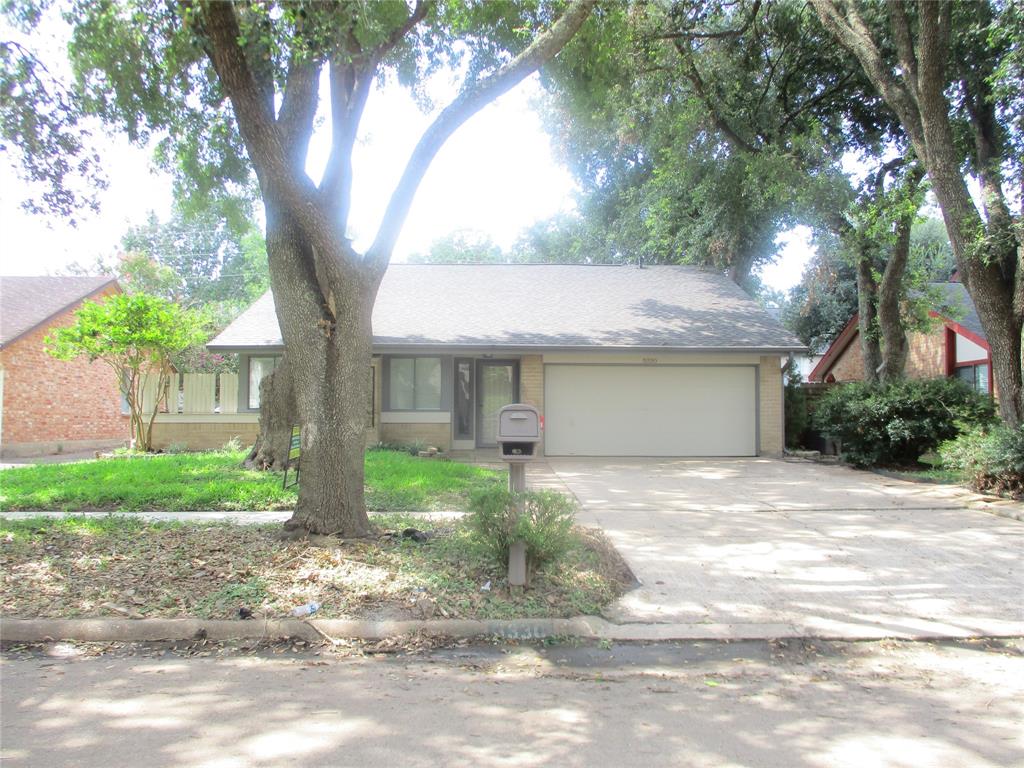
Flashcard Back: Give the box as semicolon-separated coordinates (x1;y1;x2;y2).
0;21;815;292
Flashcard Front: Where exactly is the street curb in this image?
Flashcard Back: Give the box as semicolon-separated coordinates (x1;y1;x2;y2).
3;617;1022;645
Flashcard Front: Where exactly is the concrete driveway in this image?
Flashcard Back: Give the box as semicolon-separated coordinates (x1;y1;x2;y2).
538;458;1024;639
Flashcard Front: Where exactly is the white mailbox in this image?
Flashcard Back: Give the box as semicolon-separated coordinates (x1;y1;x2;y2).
496;403;541;463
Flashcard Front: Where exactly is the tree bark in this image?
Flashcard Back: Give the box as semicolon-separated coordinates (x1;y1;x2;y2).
244;361;296;471
261;217;373;537
877;211;911;382
855;253;882;382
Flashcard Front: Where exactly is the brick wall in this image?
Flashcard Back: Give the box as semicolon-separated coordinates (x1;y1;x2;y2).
905;328;946;378
1;285;129;456
828;337;864;381
519;354;544;455
151;421;259;451
380;422;450;451
825;326;947;382
759;356;784;456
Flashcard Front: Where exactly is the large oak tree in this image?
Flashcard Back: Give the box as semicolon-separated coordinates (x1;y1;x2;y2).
15;0;595;535
810;0;1023;424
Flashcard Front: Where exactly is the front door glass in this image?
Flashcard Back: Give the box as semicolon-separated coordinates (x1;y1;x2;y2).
478;363;516;447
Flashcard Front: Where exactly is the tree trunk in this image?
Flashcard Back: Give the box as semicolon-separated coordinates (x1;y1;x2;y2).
244;361;296;471
855;253;882;383
264;219;373;537
876;210;912;383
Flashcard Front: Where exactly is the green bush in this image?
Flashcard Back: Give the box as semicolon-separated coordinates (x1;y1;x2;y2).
812;378;994;467
939;424;1024;498
784;377;809;449
370;440;428;456
468;488;576;573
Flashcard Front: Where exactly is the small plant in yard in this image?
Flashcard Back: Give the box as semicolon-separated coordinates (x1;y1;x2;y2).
813;378;994;467
45;292;207;452
468;488;576;574
939;424;1024;499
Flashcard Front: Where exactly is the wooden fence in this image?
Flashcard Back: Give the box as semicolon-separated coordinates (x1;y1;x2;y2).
139;372;241;416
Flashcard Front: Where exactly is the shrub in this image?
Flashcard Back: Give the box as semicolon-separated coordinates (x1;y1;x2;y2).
812;378;994;467
784;377;809;449
370;440;428;456
468;488;576;573
939;424;1024;498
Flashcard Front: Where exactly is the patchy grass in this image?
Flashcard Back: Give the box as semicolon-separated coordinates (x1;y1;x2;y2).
0;450;503;512
0;515;630;621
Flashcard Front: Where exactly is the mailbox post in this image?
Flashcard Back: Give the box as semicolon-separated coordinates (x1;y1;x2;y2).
496;404;541;587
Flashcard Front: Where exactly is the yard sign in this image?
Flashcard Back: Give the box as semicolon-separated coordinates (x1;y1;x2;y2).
283;425;301;489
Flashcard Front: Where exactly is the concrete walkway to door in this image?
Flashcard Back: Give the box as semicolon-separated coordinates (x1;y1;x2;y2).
536;458;1024;640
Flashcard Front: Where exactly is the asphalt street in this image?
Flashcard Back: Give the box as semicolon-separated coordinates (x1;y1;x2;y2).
2;637;1021;768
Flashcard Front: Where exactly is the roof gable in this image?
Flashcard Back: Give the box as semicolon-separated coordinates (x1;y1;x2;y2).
0;276;119;348
210;264;804;352
809;282;990;382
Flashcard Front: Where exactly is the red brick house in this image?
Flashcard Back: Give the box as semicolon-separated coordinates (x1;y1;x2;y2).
0;276;129;457
809;281;994;396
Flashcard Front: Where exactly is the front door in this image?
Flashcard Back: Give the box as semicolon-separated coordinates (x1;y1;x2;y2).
476;360;519;447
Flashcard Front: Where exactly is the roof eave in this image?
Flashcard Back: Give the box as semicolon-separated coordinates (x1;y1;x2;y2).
0;278;120;349
208;341;807;355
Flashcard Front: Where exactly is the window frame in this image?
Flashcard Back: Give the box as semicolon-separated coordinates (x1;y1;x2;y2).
384;355;447;412
246;355;281;410
954;361;992;395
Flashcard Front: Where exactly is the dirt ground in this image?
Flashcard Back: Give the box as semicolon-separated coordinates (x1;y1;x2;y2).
2;636;1021;767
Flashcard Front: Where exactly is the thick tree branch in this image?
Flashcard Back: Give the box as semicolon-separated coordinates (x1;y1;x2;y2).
319;60;374;227
810;0;925;153
672;38;760;154
364;0;596;278
370;0;432;63
653;0;762;40
886;1;919;105
277;53;320;169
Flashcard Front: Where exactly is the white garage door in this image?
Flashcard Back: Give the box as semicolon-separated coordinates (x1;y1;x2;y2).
544;364;757;457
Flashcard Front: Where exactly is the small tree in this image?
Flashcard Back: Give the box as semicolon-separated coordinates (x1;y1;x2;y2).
46;293;206;452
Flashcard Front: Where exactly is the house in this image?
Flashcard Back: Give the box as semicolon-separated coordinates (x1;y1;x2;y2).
808;281;993;395
207;264;804;457
0;276;128;457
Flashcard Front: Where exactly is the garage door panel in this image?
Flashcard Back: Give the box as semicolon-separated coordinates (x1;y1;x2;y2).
544;365;756;457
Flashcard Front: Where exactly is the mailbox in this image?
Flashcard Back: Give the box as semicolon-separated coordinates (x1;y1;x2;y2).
497;403;541;462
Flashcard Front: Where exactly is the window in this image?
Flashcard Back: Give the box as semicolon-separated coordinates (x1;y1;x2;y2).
956;363;990;394
248;356;280;409
454;358;474;439
388;357;442;410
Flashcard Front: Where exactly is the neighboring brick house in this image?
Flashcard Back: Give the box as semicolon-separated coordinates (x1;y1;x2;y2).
0;276;129;457
809;281;995;396
209;264;804;458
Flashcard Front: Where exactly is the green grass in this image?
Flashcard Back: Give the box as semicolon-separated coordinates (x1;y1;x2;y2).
884;467;968;485
0;450;503;512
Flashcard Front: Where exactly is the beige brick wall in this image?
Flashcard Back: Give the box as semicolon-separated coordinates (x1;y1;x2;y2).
151;421;259;451
826;327;947;382
759;356;784;457
829;337;864;381
380;422;450;451
905;328;946;378
520;354;544;455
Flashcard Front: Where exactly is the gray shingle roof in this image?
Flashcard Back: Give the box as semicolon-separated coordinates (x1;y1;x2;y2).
931;281;985;340
0;275;118;348
209;264;804;352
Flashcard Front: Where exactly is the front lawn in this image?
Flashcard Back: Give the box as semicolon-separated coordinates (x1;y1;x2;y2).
0;515;630;621
0;449;503;512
